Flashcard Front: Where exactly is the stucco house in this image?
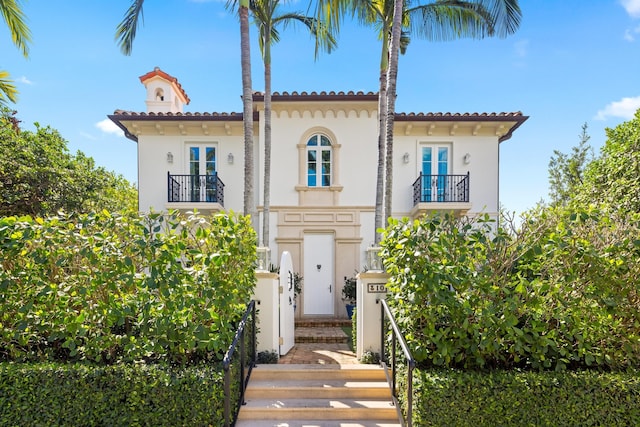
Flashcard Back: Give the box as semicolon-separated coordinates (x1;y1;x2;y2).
109;67;528;319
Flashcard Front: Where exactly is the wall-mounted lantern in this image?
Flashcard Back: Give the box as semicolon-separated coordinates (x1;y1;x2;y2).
166;152;174;164
256;247;271;271
227;153;234;164
366;246;383;271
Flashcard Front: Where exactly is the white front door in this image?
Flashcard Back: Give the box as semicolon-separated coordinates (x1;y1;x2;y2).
278;251;295;356
303;234;334;315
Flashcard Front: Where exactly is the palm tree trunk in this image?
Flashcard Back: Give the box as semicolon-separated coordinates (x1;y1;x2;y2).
239;1;256;225
374;32;389;244
262;32;272;247
383;0;403;226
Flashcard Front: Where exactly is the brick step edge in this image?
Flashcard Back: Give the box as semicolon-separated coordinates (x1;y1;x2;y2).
295;336;349;343
295;321;352;328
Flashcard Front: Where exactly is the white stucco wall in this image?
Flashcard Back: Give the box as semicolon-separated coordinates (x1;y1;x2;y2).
392;134;500;217
262;109;379;207
137;134;245;213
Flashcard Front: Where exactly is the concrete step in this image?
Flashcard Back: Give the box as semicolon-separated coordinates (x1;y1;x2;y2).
236;404;398;421
245;384;391;399
235;420;402;427
238;364;400;425
251;364;386;381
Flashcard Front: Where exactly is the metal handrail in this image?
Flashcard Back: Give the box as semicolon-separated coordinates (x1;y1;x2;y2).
222;300;257;427
381;299;415;427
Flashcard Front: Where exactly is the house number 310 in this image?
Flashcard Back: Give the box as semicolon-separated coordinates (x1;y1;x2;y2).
367;283;386;293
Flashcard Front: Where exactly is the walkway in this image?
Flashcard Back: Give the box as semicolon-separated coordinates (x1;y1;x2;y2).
278;343;357;365
278;318;357;365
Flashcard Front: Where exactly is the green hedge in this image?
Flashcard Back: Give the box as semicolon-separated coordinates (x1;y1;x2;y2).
381;210;640;370
0;362;233;426
401;368;640;426
0;210;257;364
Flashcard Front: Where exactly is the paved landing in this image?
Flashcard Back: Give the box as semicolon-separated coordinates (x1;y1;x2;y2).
279;343;357;365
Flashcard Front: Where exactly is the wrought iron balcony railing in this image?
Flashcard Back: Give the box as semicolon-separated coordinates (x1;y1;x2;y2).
168;172;225;205
412;173;469;205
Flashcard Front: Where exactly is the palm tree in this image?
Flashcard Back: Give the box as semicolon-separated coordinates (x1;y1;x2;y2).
382;0;521;233
0;0;31;105
351;0;409;244
116;0;257;220
333;0;521;242
250;0;336;246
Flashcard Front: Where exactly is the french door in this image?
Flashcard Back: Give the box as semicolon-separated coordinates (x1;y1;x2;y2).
188;145;217;202
421;145;450;202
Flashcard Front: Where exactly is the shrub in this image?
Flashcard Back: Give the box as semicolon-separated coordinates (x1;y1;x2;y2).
0;362;231;426
0;210;257;364
257;350;279;364
380;210;640;370
342;274;357;304
401;368;640;426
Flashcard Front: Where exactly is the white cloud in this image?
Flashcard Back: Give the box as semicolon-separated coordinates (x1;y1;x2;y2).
17;76;33;85
623;24;640;41
96;119;124;136
595;96;640;120
621;0;640;18
624;29;635;41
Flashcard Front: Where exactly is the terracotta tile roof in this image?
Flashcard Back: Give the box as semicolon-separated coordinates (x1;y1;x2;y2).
394;111;525;119
253;90;378;101
139;67;191;105
111;110;247;120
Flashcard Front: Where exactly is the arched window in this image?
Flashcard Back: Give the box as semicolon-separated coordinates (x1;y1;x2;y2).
307;134;332;187
154;88;165;101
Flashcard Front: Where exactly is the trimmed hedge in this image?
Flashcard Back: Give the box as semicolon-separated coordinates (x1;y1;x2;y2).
0;362;232;426
401;368;640;426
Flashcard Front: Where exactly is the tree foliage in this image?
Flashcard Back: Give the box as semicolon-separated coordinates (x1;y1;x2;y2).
576;109;640;213
0;109;137;217
547;122;593;206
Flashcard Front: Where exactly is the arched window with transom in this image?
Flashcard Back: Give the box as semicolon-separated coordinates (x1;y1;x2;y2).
307;134;332;187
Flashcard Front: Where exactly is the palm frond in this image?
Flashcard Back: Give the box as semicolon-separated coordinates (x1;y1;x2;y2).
115;0;145;55
0;69;18;105
251;0;337;60
407;0;520;41
0;0;32;57
478;0;521;37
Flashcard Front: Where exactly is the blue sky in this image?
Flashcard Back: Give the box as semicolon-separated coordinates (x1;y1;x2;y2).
3;0;640;215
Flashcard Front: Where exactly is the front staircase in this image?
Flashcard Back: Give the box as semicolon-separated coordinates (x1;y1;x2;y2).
235;364;401;426
235;318;402;426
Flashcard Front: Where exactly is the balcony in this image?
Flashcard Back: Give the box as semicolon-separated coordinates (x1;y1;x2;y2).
410;173;471;218
167;172;225;212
